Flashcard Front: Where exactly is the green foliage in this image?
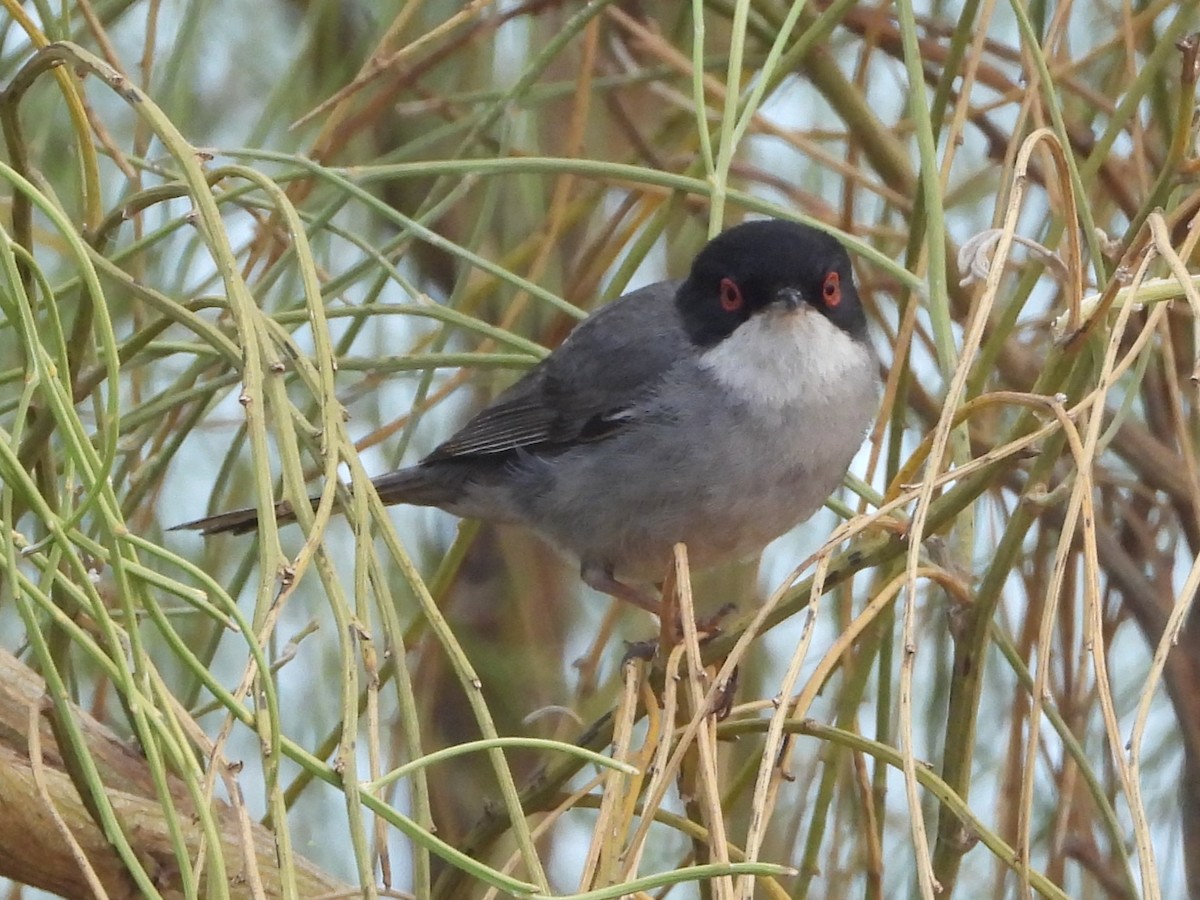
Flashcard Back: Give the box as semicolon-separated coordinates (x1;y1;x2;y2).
1;2;1198;898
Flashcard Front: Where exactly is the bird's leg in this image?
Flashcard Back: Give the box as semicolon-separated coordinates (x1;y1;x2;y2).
581;563;737;709
581;563;665;662
580;562;746;632
581;562;661;614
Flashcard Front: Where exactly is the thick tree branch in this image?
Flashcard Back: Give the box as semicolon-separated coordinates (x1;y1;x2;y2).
0;648;349;899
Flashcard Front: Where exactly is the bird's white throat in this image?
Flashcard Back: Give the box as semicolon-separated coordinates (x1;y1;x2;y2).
698;309;873;409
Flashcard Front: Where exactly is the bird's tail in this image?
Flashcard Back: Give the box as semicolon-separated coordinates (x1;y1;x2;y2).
169;499;295;536
369;467;464;507
170;466;462;536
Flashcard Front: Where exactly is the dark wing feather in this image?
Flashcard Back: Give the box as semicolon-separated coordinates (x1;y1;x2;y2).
424;280;685;462
424;394;556;458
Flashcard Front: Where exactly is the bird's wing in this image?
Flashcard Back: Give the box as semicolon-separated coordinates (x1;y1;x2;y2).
425;280;686;461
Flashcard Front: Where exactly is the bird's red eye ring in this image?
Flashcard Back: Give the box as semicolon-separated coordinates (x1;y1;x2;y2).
822;271;842;307
719;277;743;312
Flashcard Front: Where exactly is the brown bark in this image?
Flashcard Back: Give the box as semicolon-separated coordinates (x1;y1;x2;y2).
0;648;348;899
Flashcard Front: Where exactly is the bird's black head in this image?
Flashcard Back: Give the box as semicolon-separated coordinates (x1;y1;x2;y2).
675;219;867;347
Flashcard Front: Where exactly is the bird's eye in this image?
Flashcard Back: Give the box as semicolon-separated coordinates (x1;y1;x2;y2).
822;271;841;307
719;277;743;312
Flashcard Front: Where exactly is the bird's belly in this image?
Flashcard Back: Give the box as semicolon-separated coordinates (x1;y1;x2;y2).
606;459;832;581
512;404;863;583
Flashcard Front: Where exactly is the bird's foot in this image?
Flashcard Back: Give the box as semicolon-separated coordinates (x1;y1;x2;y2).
685;601;737;641
620;601;737;664
621;638;659;664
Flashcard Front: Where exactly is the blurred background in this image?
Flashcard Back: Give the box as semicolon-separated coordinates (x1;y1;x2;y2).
0;1;1198;897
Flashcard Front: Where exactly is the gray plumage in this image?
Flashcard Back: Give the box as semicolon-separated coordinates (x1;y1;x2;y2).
174;219;880;612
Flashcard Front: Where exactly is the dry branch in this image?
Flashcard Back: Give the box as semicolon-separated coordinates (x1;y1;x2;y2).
0;648;348;899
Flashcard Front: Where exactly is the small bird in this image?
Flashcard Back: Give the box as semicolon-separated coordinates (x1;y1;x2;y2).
175;219;879;614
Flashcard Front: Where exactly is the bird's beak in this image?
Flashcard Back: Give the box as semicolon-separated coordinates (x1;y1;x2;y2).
773;286;805;311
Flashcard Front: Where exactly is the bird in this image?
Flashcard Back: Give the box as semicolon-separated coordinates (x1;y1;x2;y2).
173;219;880;615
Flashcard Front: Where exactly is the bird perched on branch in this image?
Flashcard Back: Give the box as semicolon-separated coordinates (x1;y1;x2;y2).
175;219;879;615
